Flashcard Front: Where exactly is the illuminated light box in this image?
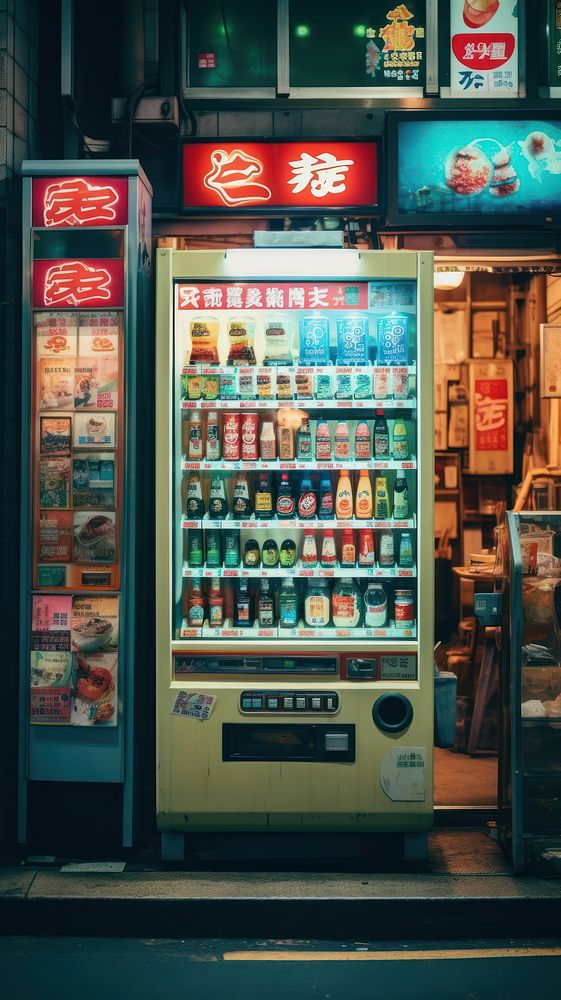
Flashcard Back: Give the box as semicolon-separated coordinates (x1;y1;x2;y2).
182;139;381;214
387;113;561;227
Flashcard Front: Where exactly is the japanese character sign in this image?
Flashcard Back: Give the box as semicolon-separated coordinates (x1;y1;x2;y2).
32;176;128;227
469;361;513;474
451;0;518;97
183;141;379;211
33;259;125;308
177;282;369;312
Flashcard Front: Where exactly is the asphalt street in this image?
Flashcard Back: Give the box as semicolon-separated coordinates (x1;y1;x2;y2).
0;936;560;999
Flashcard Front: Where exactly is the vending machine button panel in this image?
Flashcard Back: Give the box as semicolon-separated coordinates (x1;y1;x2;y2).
240;691;339;714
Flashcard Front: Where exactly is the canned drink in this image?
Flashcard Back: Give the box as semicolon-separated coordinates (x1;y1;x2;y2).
394;589;415;628
223;413;241;461
240;412;259;461
354;372;372;399
392;368;409;400
373;366;390;400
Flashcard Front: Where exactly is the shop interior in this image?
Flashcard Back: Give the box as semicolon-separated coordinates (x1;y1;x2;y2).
154;215;561;814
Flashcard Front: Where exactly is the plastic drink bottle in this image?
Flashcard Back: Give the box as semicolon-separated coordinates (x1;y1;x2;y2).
374;411;389;458
208;578;224;628
235;578;251;627
392;419;409;461
188;413;203;459
208;473;228;519
335;470;353;519
334;421;351;460
315;421;332;461
355;469;373;519
318;475;334;519
296;419;313;461
258;579;275;628
185;472;205;519
354;421;372;460
205;411;220;461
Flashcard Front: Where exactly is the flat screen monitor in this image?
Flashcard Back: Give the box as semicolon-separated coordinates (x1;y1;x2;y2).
387;112;561;228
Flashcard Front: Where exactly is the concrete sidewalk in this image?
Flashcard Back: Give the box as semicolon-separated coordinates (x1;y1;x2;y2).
1;830;560;939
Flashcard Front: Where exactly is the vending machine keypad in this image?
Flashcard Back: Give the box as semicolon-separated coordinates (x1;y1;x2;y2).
240;691;339;714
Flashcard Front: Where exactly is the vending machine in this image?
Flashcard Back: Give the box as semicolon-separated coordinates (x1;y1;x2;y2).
156;247;433;860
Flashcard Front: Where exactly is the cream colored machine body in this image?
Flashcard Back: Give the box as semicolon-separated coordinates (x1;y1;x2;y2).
156;249;434;860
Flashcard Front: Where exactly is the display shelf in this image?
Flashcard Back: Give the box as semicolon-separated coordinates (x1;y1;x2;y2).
181;398;417;411
182;457;417;472
181;516;417;531
182;563;416;579
179;619;416;640
182;364;417;377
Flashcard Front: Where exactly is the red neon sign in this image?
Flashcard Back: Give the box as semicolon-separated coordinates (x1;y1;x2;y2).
183;141;380;211
33;259;125;308
32;176;129;227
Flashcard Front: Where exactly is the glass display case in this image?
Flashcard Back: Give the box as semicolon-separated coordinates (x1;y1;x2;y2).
173;272;418;644
499;511;561;873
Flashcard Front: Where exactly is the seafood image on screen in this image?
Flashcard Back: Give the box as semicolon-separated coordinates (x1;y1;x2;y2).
398;119;561;215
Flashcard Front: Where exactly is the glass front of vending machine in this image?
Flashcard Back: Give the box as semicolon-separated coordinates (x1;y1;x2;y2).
156;248;433;860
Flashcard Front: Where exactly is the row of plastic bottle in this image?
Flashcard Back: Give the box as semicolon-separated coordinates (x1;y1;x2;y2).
186;412;410;462
186;526;414;570
187;577;415;631
186;470;410;521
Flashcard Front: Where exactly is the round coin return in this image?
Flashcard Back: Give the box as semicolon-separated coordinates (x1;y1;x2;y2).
372;693;413;733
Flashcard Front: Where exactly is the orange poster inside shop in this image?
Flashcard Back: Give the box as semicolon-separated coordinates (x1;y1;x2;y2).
32;310;123;592
468;358;514;474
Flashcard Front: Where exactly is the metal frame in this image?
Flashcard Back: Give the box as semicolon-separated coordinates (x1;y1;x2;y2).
507;510;524;873
18;160;152;847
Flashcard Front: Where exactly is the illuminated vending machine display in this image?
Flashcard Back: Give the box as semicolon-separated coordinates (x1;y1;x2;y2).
19;162;152;846
156;249;433;860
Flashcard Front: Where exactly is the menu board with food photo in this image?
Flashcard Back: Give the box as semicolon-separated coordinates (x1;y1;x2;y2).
38;357;75;410
72;650;118;726
72;595;119;652
39;510;72;562
39;457;70;508
29;650;73;724
35;311;78;358
73;412;116;448
40;416;72;456
72;454;115;509
73;511;117;564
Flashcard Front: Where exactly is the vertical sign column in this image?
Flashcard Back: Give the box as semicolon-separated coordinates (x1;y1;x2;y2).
28;176;127;728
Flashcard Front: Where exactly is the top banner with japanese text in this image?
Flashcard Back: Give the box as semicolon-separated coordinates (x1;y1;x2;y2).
182;141;380;213
450;0;518;97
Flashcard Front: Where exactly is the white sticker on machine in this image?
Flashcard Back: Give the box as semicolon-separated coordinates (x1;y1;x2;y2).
380;747;426;802
171;690;217;721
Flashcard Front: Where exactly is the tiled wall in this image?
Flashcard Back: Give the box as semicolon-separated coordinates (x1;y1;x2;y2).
0;0;40;846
